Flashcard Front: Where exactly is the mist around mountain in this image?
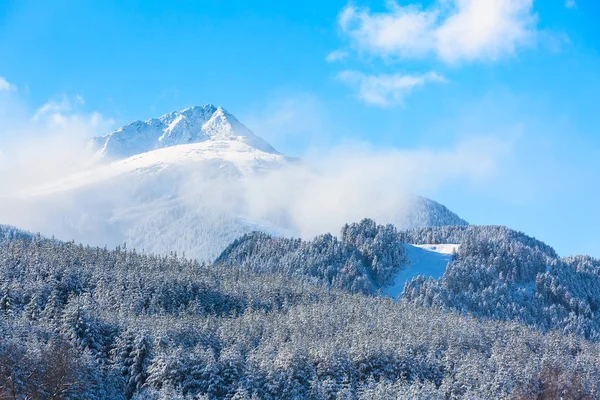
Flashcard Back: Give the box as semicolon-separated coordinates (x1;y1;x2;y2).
0;106;469;262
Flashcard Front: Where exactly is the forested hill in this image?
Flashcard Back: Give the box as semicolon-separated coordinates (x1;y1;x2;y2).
0;224;33;244
399;225;557;258
215;219;408;295
1;231;600;399
400;225;600;341
217;221;600;343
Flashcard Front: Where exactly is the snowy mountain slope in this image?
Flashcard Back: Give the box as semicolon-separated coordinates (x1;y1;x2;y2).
3;105;469;261
20;140;286;197
7;139;290;260
383;243;459;298
92;104;278;159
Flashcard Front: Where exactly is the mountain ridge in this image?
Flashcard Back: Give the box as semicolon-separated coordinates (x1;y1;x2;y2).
92;104;278;159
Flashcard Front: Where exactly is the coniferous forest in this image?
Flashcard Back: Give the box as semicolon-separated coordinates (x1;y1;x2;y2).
1;221;600;399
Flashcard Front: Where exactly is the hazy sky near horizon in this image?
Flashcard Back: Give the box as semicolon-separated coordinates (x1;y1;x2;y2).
1;0;600;257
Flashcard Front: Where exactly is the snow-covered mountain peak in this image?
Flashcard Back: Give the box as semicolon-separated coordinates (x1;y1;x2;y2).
92;105;277;159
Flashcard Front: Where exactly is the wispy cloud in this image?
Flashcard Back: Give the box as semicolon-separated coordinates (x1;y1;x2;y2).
337;70;447;106
0;89;114;192
32;95;113;130
0;77;17;92
246;135;510;238
565;0;576;9
326;49;350;63
338;0;538;64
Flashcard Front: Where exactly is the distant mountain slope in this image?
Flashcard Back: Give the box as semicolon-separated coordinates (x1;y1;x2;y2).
400;196;468;228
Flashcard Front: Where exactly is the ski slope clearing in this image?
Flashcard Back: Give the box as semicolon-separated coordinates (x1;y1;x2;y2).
412;243;460;255
383;243;459;298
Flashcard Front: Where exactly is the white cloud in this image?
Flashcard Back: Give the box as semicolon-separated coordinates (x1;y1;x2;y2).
246;135;509;238
30;96;114;142
34;97;72;119
337;70;446;106
565;0;576;9
326;49;350;62
339;0;537;64
0;90;114;192
0;77;16;91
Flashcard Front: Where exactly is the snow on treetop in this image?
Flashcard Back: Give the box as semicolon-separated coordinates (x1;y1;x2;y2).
92;104;278;159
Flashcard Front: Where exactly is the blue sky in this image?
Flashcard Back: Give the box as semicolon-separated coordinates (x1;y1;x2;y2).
1;0;600;256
